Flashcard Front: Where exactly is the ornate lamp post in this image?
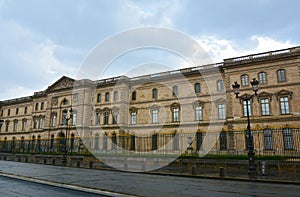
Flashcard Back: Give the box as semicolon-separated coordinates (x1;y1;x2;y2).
61;108;73;166
232;78;259;176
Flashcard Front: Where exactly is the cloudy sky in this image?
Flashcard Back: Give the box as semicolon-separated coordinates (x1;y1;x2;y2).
0;0;299;100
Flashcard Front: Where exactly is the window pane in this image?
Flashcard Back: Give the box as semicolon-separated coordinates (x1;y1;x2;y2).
218;104;226;119
217;80;224;91
152;109;158;123
131;112;136;125
243;100;252;116
259;72;267;84
241;75;249;86
173;108;179;122
277;69;286;82
280;97;290;114
195;106;202;121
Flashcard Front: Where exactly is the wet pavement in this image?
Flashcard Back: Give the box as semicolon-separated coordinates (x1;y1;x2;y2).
0;160;299;197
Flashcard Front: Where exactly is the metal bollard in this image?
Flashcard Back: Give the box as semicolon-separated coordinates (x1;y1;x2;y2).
261;161;267;176
192;166;196;175
219;167;225;177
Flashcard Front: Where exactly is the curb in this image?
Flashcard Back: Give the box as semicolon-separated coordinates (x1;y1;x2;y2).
0;172;135;197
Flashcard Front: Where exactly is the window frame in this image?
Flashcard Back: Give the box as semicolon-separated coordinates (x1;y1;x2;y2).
172;86;178;97
152;108;158;124
258;72;267;84
195;83;201;93
279;96;290;115
282;128;293;150
263;129;273;150
260;98;270;116
217;80;224;91
217;103;226;120
195;106;203;121
242;100;252;117
132;91;136;101
152;88;158;99
105;92;110;102
277;69;286;82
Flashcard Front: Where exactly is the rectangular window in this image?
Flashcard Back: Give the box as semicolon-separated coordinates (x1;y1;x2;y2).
261;98;270;115
243;100;252;117
195;106;202;121
196;132;202;151
152;134;158;150
280;97;290;114
172;86;178;97
52;115;57;127
217;80;224;91
13;121;18;131
104;111;109;125
258;72;267;84
263;129;273;150
96;113;101;125
195;83;201;93
5;122;9;132
241;75;249;86
113;112;118;124
283;128;293;150
16;108;19;115
220;132;227;150
131;112;136;125
152;109;158;123
72;113;77;126
113;91;118;102
152;89;158;99
39;118;43;129
218;104;226;120
24;107;27;114
22;120;27;131
172;108;179;122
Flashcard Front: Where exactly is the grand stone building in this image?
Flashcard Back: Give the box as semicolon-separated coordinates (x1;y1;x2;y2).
0;46;300;157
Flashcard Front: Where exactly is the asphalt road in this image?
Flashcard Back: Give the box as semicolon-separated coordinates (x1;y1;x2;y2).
0;175;107;197
0;160;299;197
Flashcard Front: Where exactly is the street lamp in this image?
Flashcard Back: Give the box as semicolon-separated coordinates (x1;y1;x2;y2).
232;78;258;176
61;108;73;166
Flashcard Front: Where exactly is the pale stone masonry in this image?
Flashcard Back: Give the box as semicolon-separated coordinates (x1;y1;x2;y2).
0;46;300;155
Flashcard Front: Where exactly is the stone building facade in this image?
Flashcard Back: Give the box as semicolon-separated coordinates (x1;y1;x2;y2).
0;46;300;156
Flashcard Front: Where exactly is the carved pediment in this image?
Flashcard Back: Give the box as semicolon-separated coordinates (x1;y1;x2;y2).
46;76;75;92
275;90;293;100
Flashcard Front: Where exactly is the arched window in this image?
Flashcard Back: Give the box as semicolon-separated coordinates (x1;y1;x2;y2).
241;74;249;86
52;114;57;127
172;86;178;97
113;91;119;102
152;88;158;99
277;69;286;82
104;111;109;125
105;92;110;102
16;108;19;115
195;83;201;93
41;102;44;110
8;109;11;116
132;91;136;101
13;120;18;131
97;93;101;102
39;117;43;129
22;119;27;131
258;72;267;84
35;103;39;111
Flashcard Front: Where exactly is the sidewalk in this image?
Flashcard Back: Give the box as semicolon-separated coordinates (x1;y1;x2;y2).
0;160;299;197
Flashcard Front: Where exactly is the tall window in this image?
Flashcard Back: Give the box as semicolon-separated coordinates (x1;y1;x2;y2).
41;102;44;110
16;108;19;115
62;110;67;125
104;111;109;125
243;100;252;117
13;120;18;131
172;108;179;122
105;92;110;102
52;115;57;127
39;117;43;129
152;88;158;99
280;97;290;114
22;119;27;131
132;91;136;101
24;107;28;114
258;72;267;84
97;93;101;102
263;129;273;150
241;74;249;86
8;109;10;116
220;131;227;150
152;134;158;150
72;112;77;126
131;111;137;125
277;69;286;82
113;111;118;124
195;83;201;93
5;121;9;132
172;86;178;97
35;103;39;111
261;98;270;115
282;128;293;150
130;135;135;151
113;91;119;102
152;109;158;124
196;132;202;151
218;104;226;120
1;110;3;116
217;80;224;91
96;113;101;125
195;106;202;121
34;118;39;129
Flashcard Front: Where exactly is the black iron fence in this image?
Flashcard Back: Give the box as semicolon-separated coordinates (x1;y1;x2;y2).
0;128;299;159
